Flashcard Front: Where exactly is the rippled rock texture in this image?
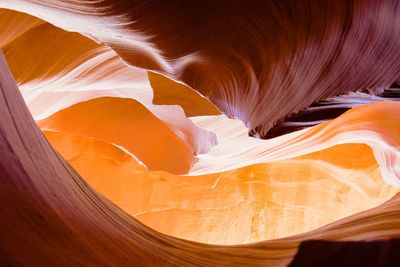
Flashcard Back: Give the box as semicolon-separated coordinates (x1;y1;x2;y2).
1;1;400;266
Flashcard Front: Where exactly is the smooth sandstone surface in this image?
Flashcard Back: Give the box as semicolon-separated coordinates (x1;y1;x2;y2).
2;47;400;267
2;0;400;137
1;2;400;266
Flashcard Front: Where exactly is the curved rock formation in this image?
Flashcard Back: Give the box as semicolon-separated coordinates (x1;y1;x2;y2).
2;0;400;137
1;1;400;266
2;46;400;267
266;86;400;139
38;96;196;174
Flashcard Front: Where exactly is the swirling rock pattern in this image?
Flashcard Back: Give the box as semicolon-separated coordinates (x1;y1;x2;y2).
2;0;400;137
2;48;400;266
1;1;400;266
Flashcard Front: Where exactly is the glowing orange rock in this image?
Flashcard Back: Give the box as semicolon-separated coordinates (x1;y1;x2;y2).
44;127;399;244
1;3;400;266
38;97;195;174
149;71;220;117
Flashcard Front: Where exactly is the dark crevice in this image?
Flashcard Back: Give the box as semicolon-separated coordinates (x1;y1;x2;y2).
256;84;400;139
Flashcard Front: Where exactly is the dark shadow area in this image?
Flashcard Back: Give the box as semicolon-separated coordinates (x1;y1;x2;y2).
264;85;400;139
289;238;400;267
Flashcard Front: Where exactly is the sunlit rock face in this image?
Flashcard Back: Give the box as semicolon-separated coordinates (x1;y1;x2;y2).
1;1;400;266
